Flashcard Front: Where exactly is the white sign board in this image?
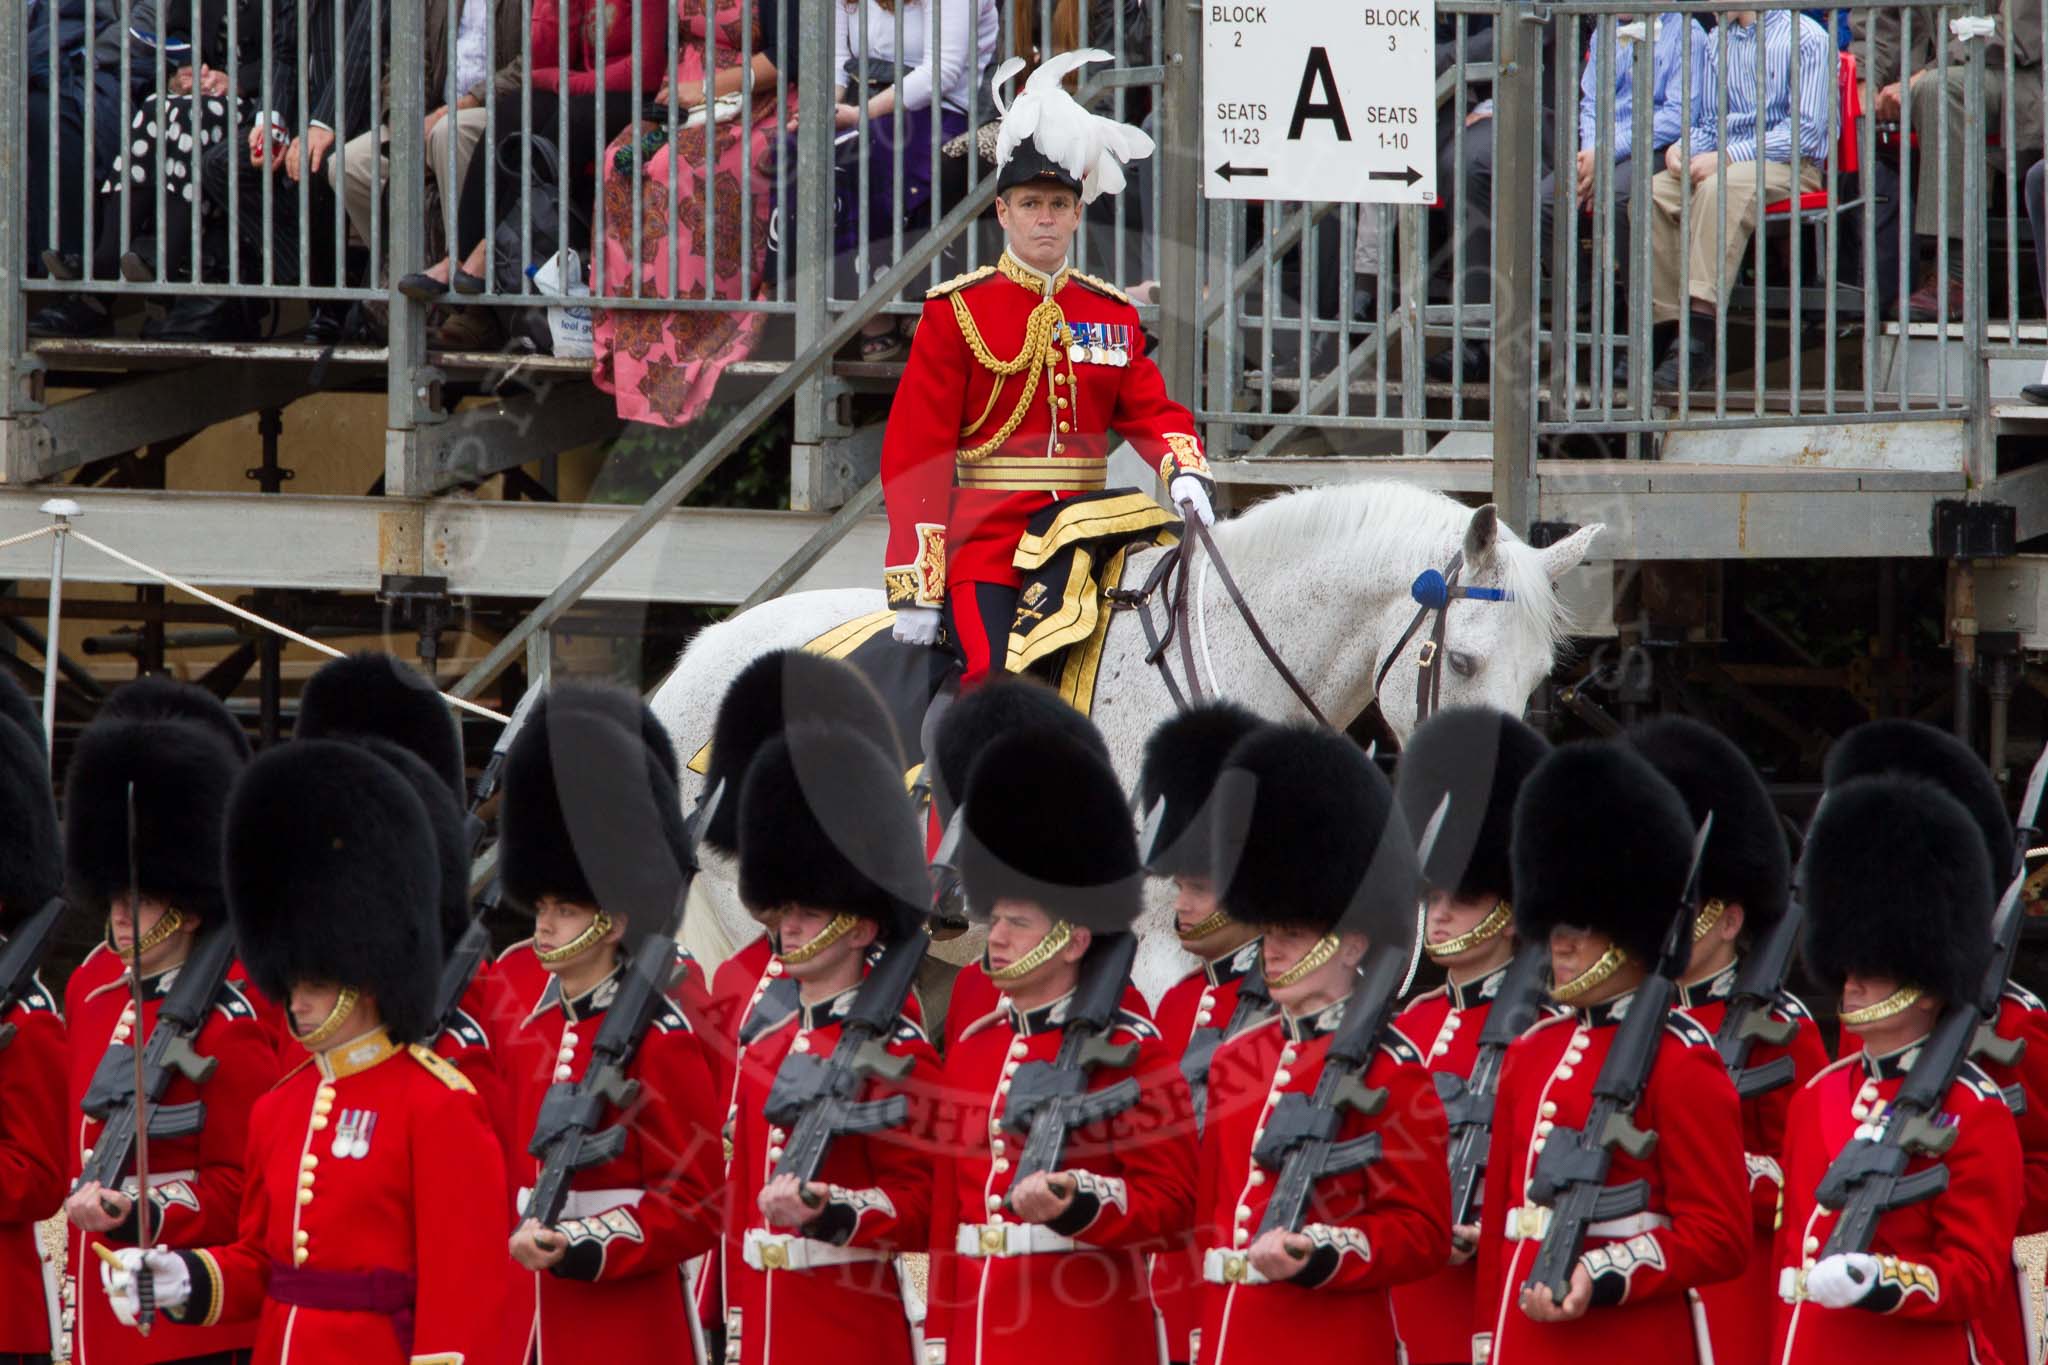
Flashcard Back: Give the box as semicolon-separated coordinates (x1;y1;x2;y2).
1203;2;1438;204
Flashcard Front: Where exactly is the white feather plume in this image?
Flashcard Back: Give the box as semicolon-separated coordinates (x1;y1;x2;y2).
991;48;1156;203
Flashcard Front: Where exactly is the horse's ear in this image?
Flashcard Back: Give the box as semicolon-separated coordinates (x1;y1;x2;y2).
1537;523;1605;580
1463;504;1500;567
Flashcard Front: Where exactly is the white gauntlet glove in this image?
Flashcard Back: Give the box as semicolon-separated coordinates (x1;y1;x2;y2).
892;605;943;647
1805;1252;1881;1309
1170;475;1215;528
101;1246;192;1326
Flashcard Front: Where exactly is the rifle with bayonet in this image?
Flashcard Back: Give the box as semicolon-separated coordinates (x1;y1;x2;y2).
0;895;65;1052
763;928;932;1197
1438;940;1552;1231
1812;741;2048;1255
1000;930;1144;1200
1521;814;1716;1301
521;782;718;1229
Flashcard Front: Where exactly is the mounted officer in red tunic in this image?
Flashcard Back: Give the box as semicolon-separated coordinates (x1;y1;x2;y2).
880;53;1213;689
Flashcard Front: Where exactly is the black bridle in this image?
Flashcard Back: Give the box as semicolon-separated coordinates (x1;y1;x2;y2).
1373;552;1514;735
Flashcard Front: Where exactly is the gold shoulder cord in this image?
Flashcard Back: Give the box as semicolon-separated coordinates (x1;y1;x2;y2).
953;291;1070;461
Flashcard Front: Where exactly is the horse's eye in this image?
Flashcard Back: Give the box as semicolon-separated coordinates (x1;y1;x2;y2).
1448;650;1478;679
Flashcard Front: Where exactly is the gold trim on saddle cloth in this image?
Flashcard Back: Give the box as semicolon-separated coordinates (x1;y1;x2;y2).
684;610;897;776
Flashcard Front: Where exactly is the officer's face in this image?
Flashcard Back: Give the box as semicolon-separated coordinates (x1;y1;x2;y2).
996;186;1083;272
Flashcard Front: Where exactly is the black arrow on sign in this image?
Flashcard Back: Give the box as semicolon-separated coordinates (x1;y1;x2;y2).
1215;163;1270;182
1370;166;1425;186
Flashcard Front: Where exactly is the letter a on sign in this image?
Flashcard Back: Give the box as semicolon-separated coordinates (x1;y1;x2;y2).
1286;47;1352;141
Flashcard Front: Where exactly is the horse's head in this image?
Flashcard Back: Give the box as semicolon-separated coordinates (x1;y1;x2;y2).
1370;505;1603;740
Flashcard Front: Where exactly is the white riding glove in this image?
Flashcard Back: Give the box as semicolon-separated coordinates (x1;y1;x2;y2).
102;1246;192;1326
892;605;943;647
1804;1252;1881;1309
1170;475;1215;528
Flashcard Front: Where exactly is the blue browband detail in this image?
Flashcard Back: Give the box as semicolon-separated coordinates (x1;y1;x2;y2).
1411;569;1512;609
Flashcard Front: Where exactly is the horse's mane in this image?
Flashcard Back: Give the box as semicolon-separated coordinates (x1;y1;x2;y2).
1215;482;1571;645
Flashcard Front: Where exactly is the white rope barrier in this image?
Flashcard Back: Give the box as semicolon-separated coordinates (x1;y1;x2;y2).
63;529;509;724
0;524;57;555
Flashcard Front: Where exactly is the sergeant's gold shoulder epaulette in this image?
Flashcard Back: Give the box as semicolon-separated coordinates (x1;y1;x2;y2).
407;1042;477;1094
926;264;998;299
1068;270;1129;304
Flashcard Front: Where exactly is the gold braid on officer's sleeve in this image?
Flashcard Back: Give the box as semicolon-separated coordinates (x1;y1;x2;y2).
953;291;1068;462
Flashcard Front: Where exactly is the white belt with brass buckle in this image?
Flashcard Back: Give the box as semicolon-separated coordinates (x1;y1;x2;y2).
742;1228;889;1272
1200;1247;1272;1286
1504;1205;1671;1242
516;1186;645;1220
1778;1267;1809;1303
955;1223;1077;1258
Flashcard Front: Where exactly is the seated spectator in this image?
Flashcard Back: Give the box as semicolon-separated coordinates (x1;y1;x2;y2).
397;0;666;345
1640;6;1831;388
589;0;800;426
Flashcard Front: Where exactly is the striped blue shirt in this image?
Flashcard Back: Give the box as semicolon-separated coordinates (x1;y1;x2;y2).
1578;14;1712;161
1688;10;1834;165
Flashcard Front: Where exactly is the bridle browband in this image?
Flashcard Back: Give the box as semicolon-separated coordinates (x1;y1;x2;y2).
1373;553;1513;733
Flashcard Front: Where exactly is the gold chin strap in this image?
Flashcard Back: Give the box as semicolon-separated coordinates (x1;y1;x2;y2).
294;985;361;1051
1424;901;1512;961
1549;945;1631;1004
1268;933;1342;990
1840;986;1924;1027
1175;909;1233;943
535;911;614;967
109;904;184;957
987;919;1074;984
778;913;858;966
1691;898;1729;942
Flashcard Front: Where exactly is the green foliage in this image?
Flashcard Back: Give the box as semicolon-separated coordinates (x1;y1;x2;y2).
589;401;795;509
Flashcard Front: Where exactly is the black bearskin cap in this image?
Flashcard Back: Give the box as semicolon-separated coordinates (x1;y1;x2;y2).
1801;774;1992;1005
97;675;250;761
1823;720;2012;884
225;741;443;1043
1135;702;1267;878
0;670;44;755
933;677;1108;823
1625;717;1790;937
1395;707;1550;903
501;684;691;945
0;721;59;929
957;729;1140;931
701;650;902;855
64;712;245;924
295;652;463;797
737;724;927;941
1212;726;1420;946
360;738;471;949
1511;742;1697;965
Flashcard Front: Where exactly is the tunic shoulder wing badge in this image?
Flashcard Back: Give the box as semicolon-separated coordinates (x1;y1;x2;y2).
407;1043;478;1094
926;264;998;299
1068;270;1130;304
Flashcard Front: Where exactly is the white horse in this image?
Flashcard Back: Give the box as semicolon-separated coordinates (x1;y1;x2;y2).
652;480;1602;1004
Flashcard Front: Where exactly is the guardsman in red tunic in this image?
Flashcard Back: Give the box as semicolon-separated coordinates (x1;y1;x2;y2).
1191;725;1450;1365
1474;743;1750;1365
100;738;517;1365
498;685;724;1365
1770;770;2022;1365
0;691;67;1365
1821;718;2048;1365
724;722;940;1365
932;727;1197;1365
1134;702;1273;1365
60;690;276;1365
879;57;1211;687
1621;718;1830;1365
1388;708;1552;1365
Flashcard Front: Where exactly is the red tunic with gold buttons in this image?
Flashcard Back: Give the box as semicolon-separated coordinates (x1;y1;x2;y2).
435;972;515;1158
1474;1001;1750;1365
1769;1048;2022;1365
1388;963;1541;1365
1193;1007;1451;1365
1150;939;1270;1364
1662;967;1830;1365
724;983;940;1365
492;939;711;1053
169;1028;517;1365
879;251;1210;615
503;965;724;1365
930;993;1197;1365
0;972;66;1357
66;963;277;1365
69;940;292;1066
